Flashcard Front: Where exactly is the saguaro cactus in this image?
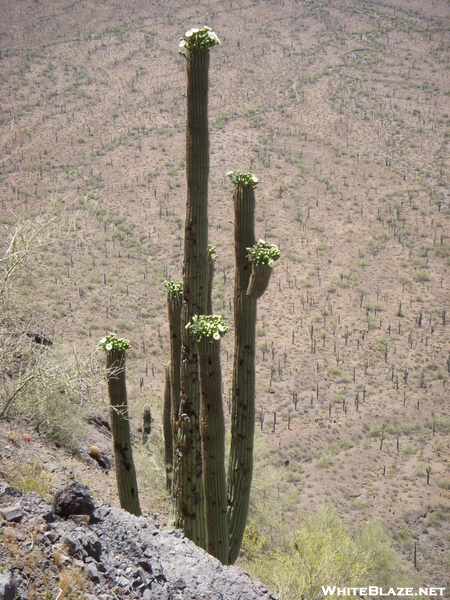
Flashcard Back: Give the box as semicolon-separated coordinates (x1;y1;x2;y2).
226;172;279;563
187;315;229;564
98;334;141;516
176;26;220;546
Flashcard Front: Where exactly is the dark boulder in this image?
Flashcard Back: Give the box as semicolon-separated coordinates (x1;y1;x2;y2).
53;482;95;518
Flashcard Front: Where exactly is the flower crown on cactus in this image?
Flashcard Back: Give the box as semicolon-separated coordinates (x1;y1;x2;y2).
186;314;228;343
98;333;131;352
246;240;280;267
179;26;220;60
226;170;259;189
164;280;183;297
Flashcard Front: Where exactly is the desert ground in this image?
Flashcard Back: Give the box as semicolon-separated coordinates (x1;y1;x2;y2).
1;0;449;594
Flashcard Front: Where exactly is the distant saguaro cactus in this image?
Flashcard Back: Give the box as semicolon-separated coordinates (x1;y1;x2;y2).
98;334;141;516
142;404;152;443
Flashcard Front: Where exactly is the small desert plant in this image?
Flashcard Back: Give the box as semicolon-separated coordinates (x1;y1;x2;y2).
241;503;416;600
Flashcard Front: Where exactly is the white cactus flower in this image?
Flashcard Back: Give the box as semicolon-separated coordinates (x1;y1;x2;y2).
213;331;221;340
105;343;113;351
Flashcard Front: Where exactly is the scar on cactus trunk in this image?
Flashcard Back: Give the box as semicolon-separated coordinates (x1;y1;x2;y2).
187;315;229;564
175;26;220;547
98;334;141;517
226;171;280;564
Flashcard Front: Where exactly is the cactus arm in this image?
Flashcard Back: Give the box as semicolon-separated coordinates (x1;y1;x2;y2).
163;365;173;492
246;263;273;300
196;335;228;564
165;282;182;504
106;348;141;517
227;180;257;564
207;245;217;316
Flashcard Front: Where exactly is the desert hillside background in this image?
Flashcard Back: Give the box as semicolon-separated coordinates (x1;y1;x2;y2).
1;0;449;595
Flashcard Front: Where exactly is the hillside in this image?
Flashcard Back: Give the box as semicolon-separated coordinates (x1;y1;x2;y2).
1;0;449;595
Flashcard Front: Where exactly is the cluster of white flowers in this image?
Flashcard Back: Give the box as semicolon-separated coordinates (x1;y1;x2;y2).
226;170;259;189
247;240;280;267
179;26;220;60
186;314;228;343
97;333;131;352
164;280;183;297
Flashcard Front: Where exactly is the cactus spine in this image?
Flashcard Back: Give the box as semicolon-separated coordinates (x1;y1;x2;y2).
175;27;219;546
99;334;141;517
163;364;173;491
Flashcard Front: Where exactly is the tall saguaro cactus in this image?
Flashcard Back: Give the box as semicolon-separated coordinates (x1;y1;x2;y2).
187;315;229;564
176;27;220;546
98;334;141;517
165;28;281;564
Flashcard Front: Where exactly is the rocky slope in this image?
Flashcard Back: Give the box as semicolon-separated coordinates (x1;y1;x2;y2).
0;481;277;600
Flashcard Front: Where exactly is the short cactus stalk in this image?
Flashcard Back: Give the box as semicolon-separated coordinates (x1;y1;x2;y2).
164;281;182;501
163;364;173;492
176;26;220;546
98;334;141;517
142;404;152;444
207;245;217;315
187;315;229;564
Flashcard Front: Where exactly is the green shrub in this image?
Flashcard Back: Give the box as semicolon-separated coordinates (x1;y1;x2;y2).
436;477;450;490
241;504;415;600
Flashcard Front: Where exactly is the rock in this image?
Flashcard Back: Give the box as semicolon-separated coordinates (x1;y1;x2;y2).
0;571;17;600
1;505;23;522
86;563;101;583
116;575;132;588
62;535;86;558
4;527;27;542
82;536;102;562
53;482;95;518
143;590;156;600
70;515;91;525
0;482;21;498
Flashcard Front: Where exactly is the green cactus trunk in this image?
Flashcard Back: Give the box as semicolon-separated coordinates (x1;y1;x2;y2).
197;337;228;564
106;350;141;517
166;289;182;501
227;184;257;564
163;365;173;491
176;49;210;546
